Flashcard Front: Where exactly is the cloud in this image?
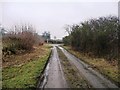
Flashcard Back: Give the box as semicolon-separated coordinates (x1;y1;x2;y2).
2;2;118;39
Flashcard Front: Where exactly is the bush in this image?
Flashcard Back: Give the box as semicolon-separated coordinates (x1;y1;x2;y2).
2;24;44;56
63;16;119;61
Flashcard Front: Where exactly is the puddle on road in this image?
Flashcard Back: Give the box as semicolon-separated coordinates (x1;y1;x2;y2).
39;58;50;88
38;48;53;88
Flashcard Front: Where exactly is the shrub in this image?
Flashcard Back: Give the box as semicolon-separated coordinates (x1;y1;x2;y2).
2;24;44;56
63;16;119;61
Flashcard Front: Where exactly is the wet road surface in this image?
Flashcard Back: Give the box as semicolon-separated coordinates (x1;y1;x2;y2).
38;44;118;88
39;45;68;88
58;46;118;88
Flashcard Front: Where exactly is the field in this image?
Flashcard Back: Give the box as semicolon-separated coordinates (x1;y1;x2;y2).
2;44;51;88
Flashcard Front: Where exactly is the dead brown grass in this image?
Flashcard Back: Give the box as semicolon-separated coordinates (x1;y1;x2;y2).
3;44;51;68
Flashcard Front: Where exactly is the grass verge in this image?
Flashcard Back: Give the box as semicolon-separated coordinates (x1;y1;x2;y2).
62;45;119;87
2;44;51;88
57;47;92;88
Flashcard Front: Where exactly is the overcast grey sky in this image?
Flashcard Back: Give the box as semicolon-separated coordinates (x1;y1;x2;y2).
2;1;118;39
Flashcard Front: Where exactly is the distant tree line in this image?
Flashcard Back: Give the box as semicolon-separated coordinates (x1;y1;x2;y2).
49;39;63;44
63;16;119;61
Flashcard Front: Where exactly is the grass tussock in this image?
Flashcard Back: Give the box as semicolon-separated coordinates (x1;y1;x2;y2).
57;47;92;88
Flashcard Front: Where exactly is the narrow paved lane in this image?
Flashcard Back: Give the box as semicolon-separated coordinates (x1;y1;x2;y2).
43;45;68;88
58;46;118;88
